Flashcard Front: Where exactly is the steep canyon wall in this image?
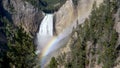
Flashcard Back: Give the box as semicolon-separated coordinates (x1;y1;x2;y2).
54;0;103;35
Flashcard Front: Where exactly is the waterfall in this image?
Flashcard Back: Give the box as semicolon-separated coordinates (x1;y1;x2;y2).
36;14;54;54
39;14;53;36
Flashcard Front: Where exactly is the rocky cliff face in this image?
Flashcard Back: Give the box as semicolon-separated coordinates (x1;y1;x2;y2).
1;0;44;36
54;0;103;34
54;0;75;34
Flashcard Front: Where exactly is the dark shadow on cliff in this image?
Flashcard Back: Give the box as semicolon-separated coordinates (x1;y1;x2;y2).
0;0;11;67
0;0;11;49
0;0;13;23
33;15;44;48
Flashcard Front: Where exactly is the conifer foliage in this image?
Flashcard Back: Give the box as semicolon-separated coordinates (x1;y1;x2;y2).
0;16;39;68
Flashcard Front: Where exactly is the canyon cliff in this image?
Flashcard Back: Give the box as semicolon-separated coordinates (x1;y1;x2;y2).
54;0;103;34
1;0;44;36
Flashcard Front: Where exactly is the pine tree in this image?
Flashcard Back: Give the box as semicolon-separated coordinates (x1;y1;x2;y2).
3;17;39;68
49;57;58;68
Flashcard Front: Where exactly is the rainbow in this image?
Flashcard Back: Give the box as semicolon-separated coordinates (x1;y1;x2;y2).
40;29;70;58
40;33;65;68
39;21;74;68
41;36;57;57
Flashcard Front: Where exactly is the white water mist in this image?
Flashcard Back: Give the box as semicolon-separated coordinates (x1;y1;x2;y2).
36;14;54;54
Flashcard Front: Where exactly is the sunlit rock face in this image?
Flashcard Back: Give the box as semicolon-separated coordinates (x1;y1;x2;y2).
54;0;75;34
54;0;103;35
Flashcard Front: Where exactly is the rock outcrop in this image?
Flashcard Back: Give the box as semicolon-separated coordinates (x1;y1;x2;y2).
54;0;75;34
54;0;103;34
1;0;44;36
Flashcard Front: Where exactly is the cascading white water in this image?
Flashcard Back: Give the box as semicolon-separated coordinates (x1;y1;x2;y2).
36;14;54;54
39;14;53;36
